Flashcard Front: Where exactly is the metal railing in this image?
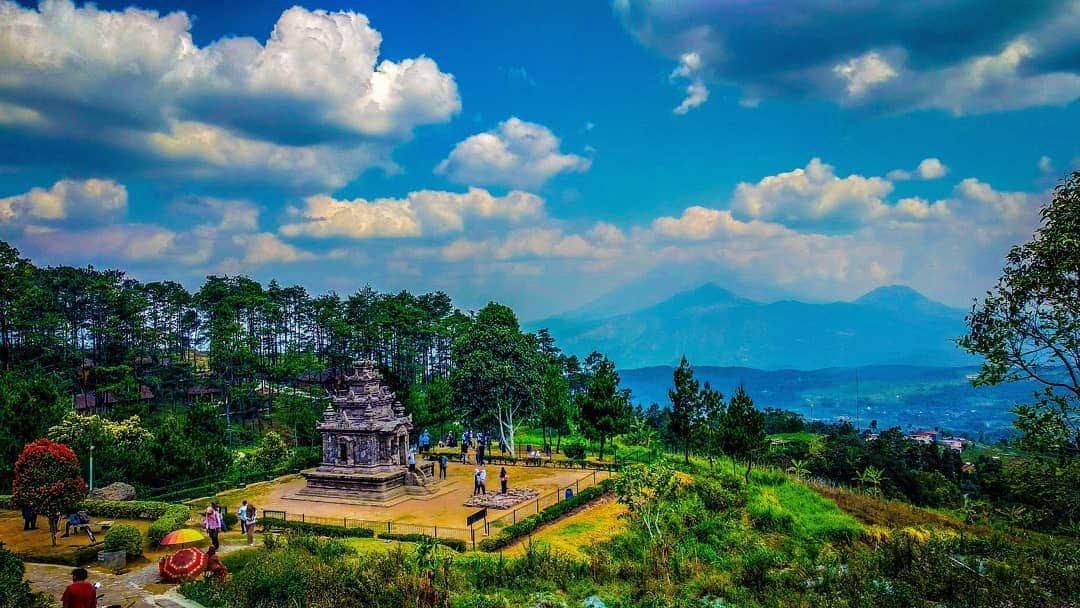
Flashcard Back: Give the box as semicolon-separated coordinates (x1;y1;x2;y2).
260;510;474;545
482;469;612;534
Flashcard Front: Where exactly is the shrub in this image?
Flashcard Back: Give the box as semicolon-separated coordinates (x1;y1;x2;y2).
379;532;467;552
562;442;587;460
222;512;239;528
147;504;192;546
222;547;263;572
12;439;88;530
693;477;747;512
103;524;143;557
259;516;375;539
0;495;11;510
77;499;175;520
0;548;53;608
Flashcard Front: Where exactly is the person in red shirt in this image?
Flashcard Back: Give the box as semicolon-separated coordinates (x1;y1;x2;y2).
61;567;96;608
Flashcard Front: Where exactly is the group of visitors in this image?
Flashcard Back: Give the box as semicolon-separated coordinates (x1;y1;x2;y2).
203;499;258;550
473;466;511;495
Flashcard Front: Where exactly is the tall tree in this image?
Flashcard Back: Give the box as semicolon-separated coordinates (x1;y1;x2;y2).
697;381;726;469
959;170;1080;454
576;355;631;460
722;385;767;482
12;439;88;546
668;356;700;463
451;303;542;454
539;361;574;452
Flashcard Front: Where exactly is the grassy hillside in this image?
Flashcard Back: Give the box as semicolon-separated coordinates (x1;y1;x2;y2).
178;455;1078;608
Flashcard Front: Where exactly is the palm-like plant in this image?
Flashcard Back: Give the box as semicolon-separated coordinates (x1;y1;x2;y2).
856;466;885;497
786;458;810;479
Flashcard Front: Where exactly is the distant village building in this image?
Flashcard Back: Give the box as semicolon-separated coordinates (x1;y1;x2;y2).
73;385;154;416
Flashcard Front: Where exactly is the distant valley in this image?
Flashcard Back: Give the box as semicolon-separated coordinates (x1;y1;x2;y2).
532;283;1026;439
617;364;1034;441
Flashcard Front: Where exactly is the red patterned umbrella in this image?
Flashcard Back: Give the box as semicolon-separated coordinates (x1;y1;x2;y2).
159;547;208;582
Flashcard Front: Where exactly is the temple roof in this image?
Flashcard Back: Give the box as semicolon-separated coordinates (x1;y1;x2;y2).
318;360;411;432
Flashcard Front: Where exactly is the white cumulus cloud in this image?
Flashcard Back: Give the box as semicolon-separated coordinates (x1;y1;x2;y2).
436;118;591;189
0;179;126;226
887;158;949;181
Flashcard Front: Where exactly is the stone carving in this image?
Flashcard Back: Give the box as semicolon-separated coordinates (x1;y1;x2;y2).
299;360;417;502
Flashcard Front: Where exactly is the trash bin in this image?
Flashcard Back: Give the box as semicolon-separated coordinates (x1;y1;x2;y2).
98;550;126;573
565;488;573;500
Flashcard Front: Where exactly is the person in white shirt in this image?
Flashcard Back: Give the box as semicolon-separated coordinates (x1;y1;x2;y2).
478;468;488;495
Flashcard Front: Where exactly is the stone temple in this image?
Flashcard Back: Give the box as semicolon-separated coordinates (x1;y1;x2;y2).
298;360;435;502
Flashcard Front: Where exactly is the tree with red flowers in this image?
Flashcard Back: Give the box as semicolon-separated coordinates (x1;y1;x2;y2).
12;439;87;546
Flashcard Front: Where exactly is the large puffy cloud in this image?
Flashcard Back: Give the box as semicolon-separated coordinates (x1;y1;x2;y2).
0;179;126;226
280;188;544;239
435;118;591;189
726;158;950;232
614;0;1080;114
0;1;459;190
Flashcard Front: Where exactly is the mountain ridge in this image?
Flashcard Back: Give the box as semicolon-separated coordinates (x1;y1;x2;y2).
529;283;973;370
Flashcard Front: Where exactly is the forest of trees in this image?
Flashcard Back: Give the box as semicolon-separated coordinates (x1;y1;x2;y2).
0;240;638;494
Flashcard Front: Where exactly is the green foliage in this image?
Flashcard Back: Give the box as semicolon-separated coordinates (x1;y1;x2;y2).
379;533;467;552
478;482;611;551
0;547;53;608
721;386;767;482
103;523;144;557
253;431;290;472
452;302;544;454
612;462;681;540
575;354;632;460
667;356;700;463
958;169;1080;453
0;368;67;491
561;441;586;460
258;516;375;539
146;504;193;546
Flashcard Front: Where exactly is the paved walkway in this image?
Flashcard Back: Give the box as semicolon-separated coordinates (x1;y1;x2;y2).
25;537;257;607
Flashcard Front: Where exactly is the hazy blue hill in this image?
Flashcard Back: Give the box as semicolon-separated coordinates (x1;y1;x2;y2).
531;283;974;370
618;364;1038;438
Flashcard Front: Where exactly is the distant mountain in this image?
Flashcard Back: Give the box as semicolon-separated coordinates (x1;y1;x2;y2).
530;283;974;370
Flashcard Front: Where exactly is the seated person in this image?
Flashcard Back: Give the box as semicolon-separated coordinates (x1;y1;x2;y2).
205;546;228;581
61;511;89;538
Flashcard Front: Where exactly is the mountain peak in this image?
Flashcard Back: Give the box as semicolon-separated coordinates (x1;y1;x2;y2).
855;285;928;305
854;285;960;317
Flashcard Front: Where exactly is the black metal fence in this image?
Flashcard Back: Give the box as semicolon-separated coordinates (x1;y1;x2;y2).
260;509;474;545
482;469;612;534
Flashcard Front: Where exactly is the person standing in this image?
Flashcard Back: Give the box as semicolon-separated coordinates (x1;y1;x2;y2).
21;504;37;530
244;503;257;546
499;467;508;494
478;467;488;495
215;503;228;532
204;502;221;550
460;439;468;465
238;500;249;535
408;448;417;472
61;568;96;608
439;454;448;479
473;466;481;496
476;442;485;466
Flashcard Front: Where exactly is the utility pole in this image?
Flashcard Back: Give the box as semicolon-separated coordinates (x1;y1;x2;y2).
89;445;94;492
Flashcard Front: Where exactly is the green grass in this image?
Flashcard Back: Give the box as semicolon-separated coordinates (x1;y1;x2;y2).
768;432;822;443
747;473;862;543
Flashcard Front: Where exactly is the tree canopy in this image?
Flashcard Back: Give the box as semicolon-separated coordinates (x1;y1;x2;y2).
959;169;1080;454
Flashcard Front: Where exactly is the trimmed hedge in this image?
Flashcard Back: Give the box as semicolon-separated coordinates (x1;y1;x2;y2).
147;505;194;546
260;517;375;539
478;481;612;552
378;532;467;552
16;544;101;567
0;495;180;522
103;524;143;557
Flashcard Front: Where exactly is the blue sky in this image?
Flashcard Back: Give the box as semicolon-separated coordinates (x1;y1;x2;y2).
1;0;1078;320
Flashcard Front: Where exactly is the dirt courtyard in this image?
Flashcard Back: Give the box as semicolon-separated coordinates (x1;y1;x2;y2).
209;464;609;528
